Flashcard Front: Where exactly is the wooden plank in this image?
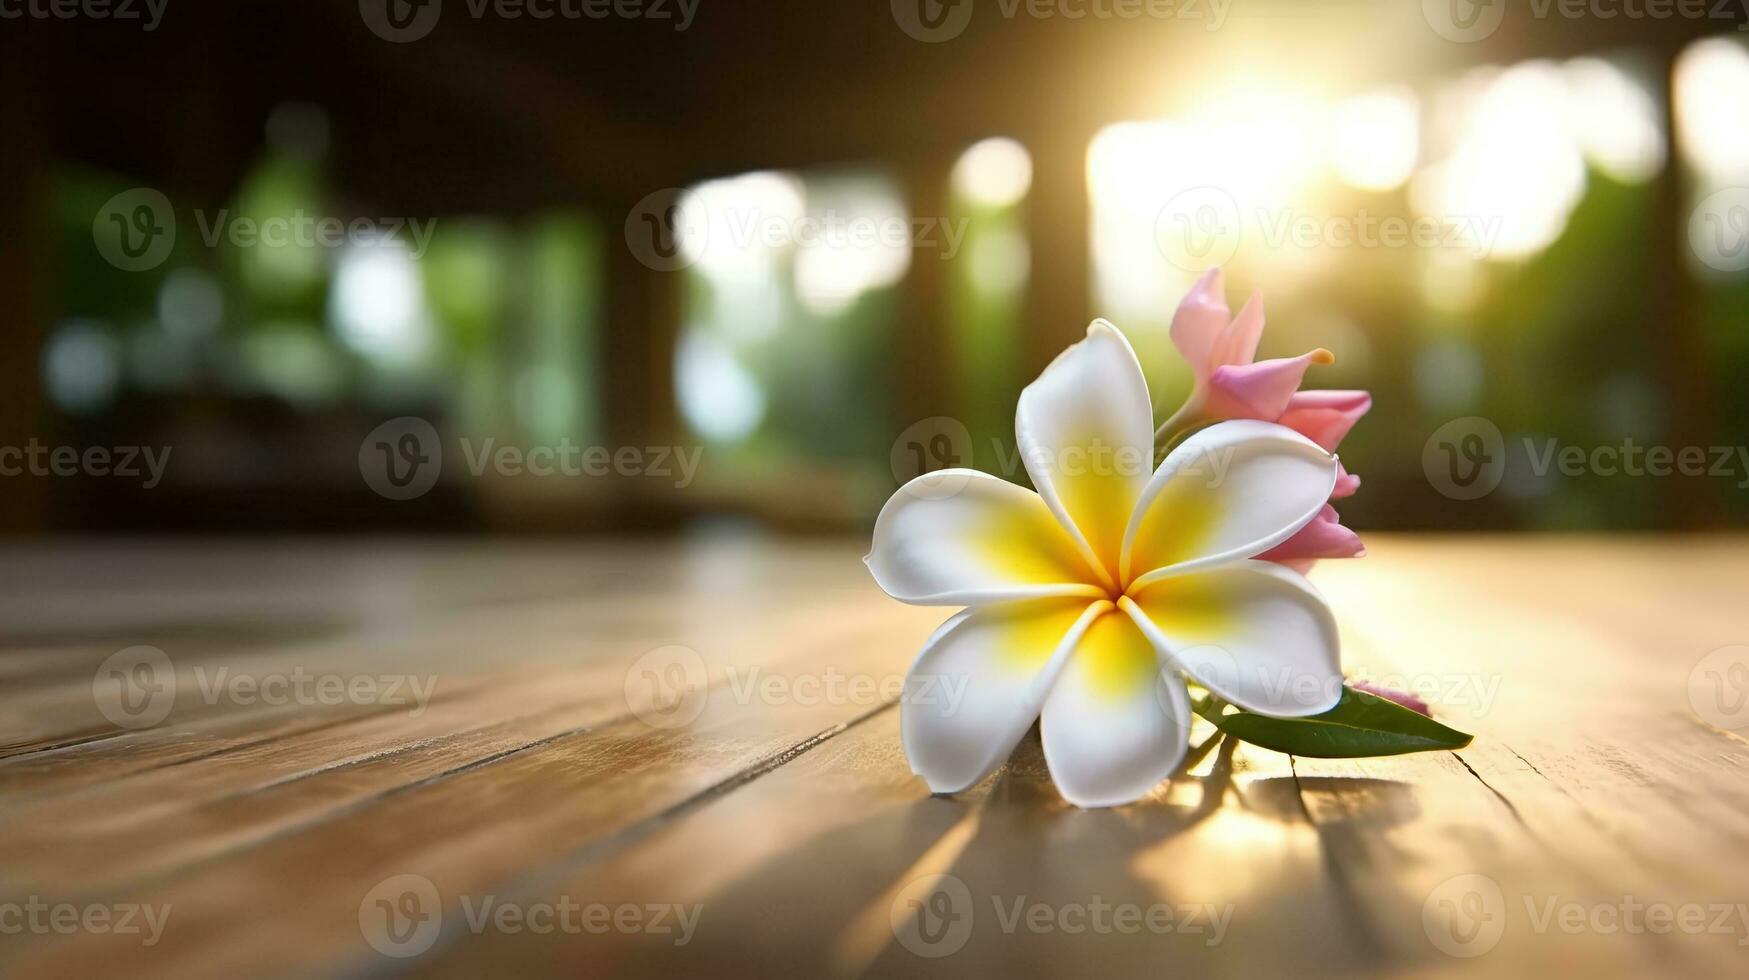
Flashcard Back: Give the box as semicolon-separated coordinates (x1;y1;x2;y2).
0;586;941;977
0;596;926;898
0;540;898;768
0;538;1746;980
1302;537;1749;975
398;536;1749;977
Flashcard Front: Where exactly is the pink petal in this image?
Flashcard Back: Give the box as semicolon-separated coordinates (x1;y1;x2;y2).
1331;463;1361;499
1351;680;1433;717
1203;348;1334;422
1257;504;1365;564
1279;390;1373;452
1169;268;1229;377
1210;290;1266;368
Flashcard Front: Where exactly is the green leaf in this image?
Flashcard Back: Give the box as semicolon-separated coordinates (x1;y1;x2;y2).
1195;686;1474;758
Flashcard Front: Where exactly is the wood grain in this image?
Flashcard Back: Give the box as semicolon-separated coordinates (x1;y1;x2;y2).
1;536;1745;979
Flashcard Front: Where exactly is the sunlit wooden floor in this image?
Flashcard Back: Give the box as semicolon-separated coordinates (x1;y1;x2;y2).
3;535;1747;978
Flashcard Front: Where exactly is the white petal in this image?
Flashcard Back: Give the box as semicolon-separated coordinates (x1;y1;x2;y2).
1121;561;1343;717
1040;610;1191;808
868;470;1105;605
1015;320;1155;589
1123;419;1337;587
903;600;1109;794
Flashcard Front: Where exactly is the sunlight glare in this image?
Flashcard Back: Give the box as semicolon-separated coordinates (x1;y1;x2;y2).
1565;58;1664;184
952;137;1033;209
676;328;765;444
1330;87;1420;192
679;171;807;286
1675;38;1749;184
1412;62;1586;261
792;181;911;315
330;243;434;367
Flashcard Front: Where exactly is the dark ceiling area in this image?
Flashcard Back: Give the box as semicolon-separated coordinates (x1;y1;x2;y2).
10;1;1736;218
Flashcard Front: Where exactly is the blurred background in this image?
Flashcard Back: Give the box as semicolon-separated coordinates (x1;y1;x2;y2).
4;0;1748;537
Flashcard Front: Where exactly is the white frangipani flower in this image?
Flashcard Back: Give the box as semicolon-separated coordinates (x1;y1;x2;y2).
867;321;1345;807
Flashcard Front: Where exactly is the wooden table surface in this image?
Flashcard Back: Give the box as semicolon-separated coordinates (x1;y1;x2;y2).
2;535;1747;978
